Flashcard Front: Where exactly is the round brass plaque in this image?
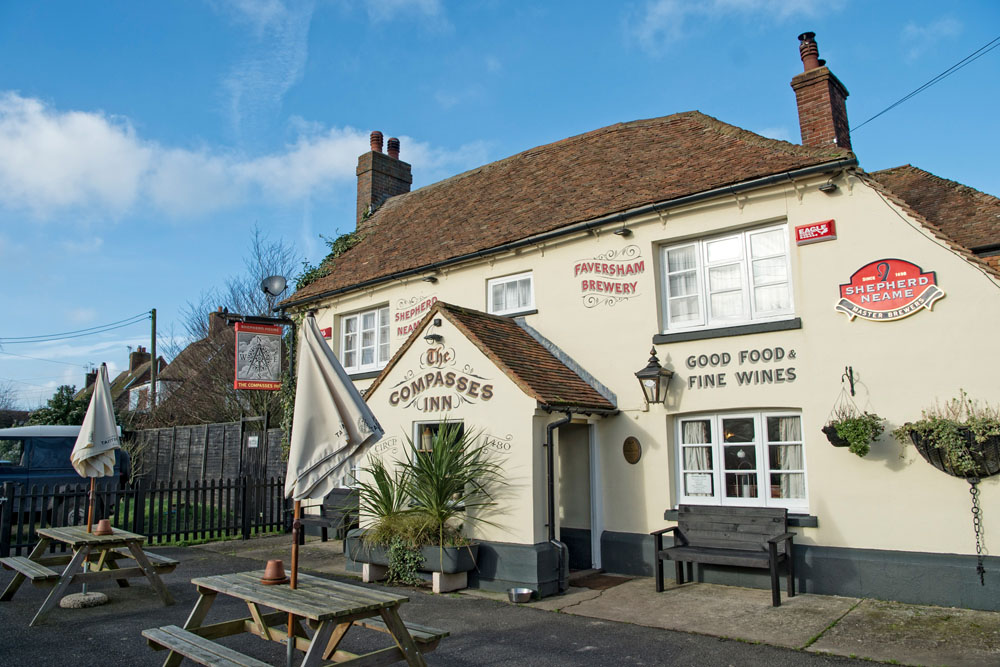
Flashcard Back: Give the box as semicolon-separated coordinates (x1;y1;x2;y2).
623;437;641;464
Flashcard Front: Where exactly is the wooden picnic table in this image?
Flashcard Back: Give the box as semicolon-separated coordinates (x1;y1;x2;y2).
0;525;176;626
144;569;447;667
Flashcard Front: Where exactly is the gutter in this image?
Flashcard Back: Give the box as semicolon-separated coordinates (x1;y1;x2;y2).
281;157;858;310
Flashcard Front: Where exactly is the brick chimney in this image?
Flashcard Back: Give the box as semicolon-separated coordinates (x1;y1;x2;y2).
356;130;412;225
84;369;97;389
129;345;151;372
208;307;227;337
790;32;852;151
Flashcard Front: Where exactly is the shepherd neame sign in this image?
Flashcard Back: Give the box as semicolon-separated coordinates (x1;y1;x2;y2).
836;259;944;322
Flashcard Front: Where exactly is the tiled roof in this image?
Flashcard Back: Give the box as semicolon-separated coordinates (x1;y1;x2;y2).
367;302;617;413
286;111;851;305
866;166;1000;275
74;359;164;409
870;165;1000;257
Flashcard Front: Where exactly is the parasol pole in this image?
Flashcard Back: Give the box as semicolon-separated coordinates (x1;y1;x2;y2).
87;478;95;533
287;499;301;666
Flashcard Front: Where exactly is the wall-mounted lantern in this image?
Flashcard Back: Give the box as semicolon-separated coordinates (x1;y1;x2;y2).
635;347;673;405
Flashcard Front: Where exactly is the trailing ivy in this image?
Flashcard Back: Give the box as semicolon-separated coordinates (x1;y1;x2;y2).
386;537;424;585
295;228;366;291
279;312;304;461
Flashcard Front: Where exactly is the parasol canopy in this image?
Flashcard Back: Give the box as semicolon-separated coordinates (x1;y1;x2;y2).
71;363;121;478
285;314;384;501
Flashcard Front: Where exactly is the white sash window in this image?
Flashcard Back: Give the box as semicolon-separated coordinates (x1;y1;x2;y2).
340;306;390;374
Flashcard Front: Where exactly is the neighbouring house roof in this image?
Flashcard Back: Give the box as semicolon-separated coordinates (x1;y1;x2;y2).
284;111;853;306
74;358;166;411
869;165;1000;273
366;302;617;414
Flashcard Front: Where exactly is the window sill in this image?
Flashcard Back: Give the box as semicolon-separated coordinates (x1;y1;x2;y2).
653;317;801;344
663;508;817;528
347;369;383;381
491;308;538;318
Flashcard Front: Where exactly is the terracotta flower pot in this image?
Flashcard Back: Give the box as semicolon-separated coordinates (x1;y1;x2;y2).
94;519;113;535
261;559;289;585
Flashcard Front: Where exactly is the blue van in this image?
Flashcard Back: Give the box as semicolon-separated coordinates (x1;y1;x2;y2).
0;425;130;523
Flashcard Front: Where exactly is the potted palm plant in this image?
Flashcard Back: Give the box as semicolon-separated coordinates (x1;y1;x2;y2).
822;404;885;458
348;422;504;586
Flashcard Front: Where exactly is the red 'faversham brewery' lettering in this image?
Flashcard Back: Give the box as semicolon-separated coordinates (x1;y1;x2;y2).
581;280;639;294
574;261;644;277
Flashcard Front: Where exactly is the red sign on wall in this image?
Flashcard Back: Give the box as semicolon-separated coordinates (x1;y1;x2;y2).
319;327;332;339
234;322;283;390
836;259;945;321
795;219;836;245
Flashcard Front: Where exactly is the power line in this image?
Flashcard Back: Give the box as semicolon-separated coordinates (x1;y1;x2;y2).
0;351;91;368
852;34;1000;132
0;311;150;344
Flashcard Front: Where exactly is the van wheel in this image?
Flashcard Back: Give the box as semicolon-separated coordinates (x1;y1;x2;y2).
56;500;100;526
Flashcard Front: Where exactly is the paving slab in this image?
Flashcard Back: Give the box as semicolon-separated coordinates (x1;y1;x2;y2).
557;577;859;649
808;598;1000;666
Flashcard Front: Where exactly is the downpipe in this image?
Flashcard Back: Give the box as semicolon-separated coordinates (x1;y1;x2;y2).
546;412;573;592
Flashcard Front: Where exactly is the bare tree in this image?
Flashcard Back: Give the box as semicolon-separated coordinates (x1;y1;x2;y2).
181;224;299;340
0;380;18;412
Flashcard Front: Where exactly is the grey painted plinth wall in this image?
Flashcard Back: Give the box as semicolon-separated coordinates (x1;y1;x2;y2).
601;530;1000;612
344;531;565;597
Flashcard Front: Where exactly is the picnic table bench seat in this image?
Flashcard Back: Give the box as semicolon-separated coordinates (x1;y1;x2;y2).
143;625;271;667
1;556;61;583
109;547;179;573
652;504;796;607
355;617;449;648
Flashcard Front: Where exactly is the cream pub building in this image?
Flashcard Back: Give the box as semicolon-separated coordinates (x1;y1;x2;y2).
282;34;1000;609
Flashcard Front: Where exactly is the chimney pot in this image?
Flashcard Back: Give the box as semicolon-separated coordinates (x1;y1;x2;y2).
370;131;384;153
387;137;400;160
798;31;821;71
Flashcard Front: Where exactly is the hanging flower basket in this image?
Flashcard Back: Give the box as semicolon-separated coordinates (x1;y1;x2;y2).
904;428;1000;480
821;425;849;447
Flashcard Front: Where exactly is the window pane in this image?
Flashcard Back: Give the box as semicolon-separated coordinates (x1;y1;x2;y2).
491;284;505;311
725;472;759;499
750;229;785;258
517;277;531;307
344;318;357;334
682;420;711;444
770;472;805;498
683;446;712;470
710;291;744;320
752;257;787;285
723;418;754;443
669;296;700;324
769;444;803;470
724;444;756;469
709;264;742;291
0;439;24;464
767;416;801;442
754;284;790;313
379;341;390;364
685;472;714;496
706;236;742;263
504;281;518;308
379;307;389;326
669;271;698;297
362;348;374;365
362;312;375;330
667;246;697;272
344;350;355;367
362;330;374;348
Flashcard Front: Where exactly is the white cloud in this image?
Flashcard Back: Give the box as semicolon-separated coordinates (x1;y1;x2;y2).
67;308;97;324
0;93;153;217
433;84;485;110
754;126;793;142
215;0;315;140
0;92;478;221
485;56;502;73
60;237;104;254
903;17;962;62
628;0;826;56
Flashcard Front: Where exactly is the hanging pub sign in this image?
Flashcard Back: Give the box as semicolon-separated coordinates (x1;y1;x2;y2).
836;258;945;322
234;322;283;390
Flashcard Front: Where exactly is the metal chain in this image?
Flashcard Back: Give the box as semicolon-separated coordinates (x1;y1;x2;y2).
969;478;985;586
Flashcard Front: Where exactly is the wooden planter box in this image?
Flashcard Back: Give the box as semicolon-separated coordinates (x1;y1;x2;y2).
906;428;1000;480
346;534;479;574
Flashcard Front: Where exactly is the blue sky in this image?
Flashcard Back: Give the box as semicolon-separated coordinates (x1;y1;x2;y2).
1;1;998;409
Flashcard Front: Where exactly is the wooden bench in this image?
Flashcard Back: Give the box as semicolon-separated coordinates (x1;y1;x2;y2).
652;505;796;607
142;625;271;667
298;488;358;544
1;556;61;584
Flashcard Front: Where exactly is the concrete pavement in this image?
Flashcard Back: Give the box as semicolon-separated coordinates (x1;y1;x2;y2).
198;534;1000;666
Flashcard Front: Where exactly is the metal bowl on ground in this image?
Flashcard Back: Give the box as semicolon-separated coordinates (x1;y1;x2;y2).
508;587;534;603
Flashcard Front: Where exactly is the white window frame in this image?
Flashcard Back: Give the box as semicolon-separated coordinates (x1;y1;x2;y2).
675;410;808;512
412;420;464;459
661;223;793;332
487;272;535;316
339;305;390;374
